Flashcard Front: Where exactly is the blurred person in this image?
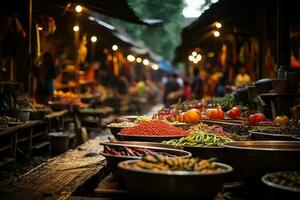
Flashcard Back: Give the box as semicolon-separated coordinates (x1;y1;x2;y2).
137;77;146;97
33;52;57;105
235;68;251;87
215;76;226;97
183;78;191;101
163;73;181;107
191;68;204;100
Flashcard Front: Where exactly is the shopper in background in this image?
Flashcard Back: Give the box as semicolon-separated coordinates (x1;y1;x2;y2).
163;73;181;107
235;68;251;87
191;68;204;100
33;52;57;105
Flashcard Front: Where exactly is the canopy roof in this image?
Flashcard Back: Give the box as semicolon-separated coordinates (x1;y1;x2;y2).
173;0;300;64
2;0;162;26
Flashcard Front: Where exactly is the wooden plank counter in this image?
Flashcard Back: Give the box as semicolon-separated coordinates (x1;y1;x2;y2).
0;137;105;200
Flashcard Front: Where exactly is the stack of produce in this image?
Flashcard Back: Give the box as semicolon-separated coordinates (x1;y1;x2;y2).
253;126;300;136
108;121;136;128
264;171;300;190
162;132;233;147
123;155;223;172
120;120;188;136
103;145;176;157
188;123;235;138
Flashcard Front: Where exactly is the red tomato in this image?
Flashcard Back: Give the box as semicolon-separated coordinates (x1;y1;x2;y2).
248;114;257;124
248;113;266;124
256;113;266;122
228;107;241;119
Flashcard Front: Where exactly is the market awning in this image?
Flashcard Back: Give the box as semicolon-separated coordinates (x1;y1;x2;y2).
2;0;163;26
158;59;176;73
173;0;300;64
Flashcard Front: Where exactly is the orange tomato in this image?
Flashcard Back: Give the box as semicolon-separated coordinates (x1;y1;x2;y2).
205;108;224;120
178;113;185;122
184;108;201;123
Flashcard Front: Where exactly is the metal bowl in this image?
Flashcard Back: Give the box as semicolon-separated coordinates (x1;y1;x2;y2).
262;171;300;193
120;115;138;122
250;131;299;141
222;141;300;180
118;160;233;199
261;171;300;199
183;146;229;162
100;142;192;181
106;123;136;140
104;140;182;149
118;134;186;143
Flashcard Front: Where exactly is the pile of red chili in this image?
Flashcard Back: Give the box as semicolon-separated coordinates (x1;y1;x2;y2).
120;120;188;136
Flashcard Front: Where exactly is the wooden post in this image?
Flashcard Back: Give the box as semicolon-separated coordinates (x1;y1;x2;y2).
258;0;266;79
11;132;17;162
28;127;33;159
277;0;290;69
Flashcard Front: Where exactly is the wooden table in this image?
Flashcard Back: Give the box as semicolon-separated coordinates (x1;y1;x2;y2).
0;137;105;200
0;120;47;166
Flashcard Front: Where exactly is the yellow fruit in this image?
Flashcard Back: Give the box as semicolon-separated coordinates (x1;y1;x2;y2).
275;115;288;125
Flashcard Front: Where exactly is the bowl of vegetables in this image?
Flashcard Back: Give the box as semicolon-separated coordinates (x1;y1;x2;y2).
106;121;136;140
118;155;233;199
261;171;300;198
100;142;191;181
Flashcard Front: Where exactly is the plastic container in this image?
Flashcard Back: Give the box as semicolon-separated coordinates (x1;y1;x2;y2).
49;132;69;156
15;109;31;121
278;65;286;79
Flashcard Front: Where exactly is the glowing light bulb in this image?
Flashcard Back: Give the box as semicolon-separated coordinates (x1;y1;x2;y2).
91;36;97;43
75;5;82;13
73;25;79;32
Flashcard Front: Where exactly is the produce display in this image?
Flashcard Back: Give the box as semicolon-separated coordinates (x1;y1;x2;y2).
264;171;300;190
80;108;104;113
162;132;233;147
227;107;242;119
120;120;188;136
103;145;176;157
107;121;136;128
177;108;201;123
252;126;300;136
205;107;225;120
0;116;21;123
122;155;224;172
247;113;266;125
274;115;289;126
205;96;234;111
135;115;153;123
53;90;78;99
188;123;232;137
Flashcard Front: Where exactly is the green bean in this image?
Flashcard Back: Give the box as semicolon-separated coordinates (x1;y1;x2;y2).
162;132;233;147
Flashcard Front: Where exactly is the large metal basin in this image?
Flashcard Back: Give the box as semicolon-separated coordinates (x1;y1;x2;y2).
118;160;233;199
222;141;300;180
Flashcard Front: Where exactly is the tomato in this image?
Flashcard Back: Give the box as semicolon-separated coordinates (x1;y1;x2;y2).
228;107;241;119
205;108;214;118
209;109;224;120
256;113;266;122
275;115;288;125
178;113;185;123
248;114;257;124
248;113;266;124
